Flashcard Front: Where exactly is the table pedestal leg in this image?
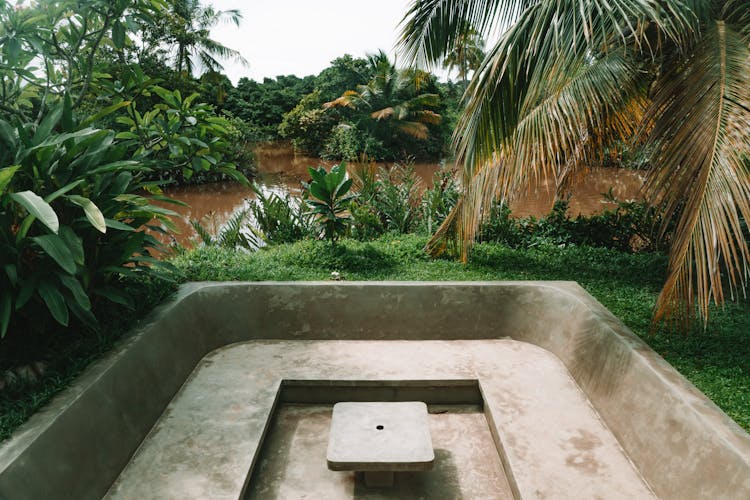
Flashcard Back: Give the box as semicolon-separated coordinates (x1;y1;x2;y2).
364;471;394;487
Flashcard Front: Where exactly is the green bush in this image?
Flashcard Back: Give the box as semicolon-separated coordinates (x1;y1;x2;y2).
373;165;421;234
321;123;387;162
480;194;671;252
278;91;337;156
248;185;314;244
304;163;357;245
189;209;258;251
0;102;177;338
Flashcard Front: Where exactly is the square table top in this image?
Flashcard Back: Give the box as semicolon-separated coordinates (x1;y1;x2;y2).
327;401;435;472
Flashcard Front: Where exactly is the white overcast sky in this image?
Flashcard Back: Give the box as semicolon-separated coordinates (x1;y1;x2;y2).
207;0;416;84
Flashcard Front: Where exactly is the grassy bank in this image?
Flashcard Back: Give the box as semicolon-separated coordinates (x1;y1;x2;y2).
1;235;747;442
173;234;749;431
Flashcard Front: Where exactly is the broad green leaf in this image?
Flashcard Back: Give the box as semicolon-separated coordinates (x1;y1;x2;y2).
0;119;16;147
105;219;135;231
0;294;10;338
59;226;85;266
38;282;69;326
80;101;132;127
67;299;98;329
112;20;126;49
67;195;106;233
0;166;19;194
10;191;59;234
94;286;134;308
58;273;91;311
45;180;84;203
309;182;329;202
16;280;35;310
338;178;354;197
33;105;63;145
4;264;17;286
32;234;76;274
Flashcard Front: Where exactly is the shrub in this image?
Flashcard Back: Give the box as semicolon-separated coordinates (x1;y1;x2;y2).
479;192;671;252
0;102;177;338
248;185;314;244
374;164;421;234
278;91;337;156
189;209;258;251
419;164;459;235
321;123;387;161
304;163;357;245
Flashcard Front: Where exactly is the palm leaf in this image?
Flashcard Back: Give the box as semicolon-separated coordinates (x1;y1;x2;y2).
643;20;750;324
428;49;647;260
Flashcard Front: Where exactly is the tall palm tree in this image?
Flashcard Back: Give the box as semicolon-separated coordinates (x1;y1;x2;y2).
164;0;247;77
441;26;485;86
399;0;750;324
324;51;441;141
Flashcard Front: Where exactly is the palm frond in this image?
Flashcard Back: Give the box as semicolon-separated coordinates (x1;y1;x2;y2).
396;121;430;139
190;218;214;245
397;0;529;67
429;49;647;260
643;20;750;324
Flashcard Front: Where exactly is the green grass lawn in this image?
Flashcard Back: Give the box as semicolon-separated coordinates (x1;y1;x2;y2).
1;234;747;442
174;234;750;431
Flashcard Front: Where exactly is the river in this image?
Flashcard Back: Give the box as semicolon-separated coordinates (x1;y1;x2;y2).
160;144;646;247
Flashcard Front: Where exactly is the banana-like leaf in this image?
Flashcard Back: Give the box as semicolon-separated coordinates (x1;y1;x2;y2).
32;234;77;274
67;195;107;233
10;191;59;234
0;165;19;194
38;281;69;326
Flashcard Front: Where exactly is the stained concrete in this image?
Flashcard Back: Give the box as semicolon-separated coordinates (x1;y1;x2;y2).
0;282;748;500
105;340;656;500
247;405;512;499
327;402;434;473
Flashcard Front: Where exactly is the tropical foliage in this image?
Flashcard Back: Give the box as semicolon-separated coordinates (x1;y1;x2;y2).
323;51;444;160
141;0;247;77
399;0;750;324
305;164;357;245
441;26;485;85
0;0;247;340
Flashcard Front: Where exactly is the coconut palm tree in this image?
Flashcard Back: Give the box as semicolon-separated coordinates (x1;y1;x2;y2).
324;51;442;141
441;26;485;87
158;0;247;77
399;0;750;324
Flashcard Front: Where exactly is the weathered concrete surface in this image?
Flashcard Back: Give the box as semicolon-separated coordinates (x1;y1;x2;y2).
327;402;434;472
106;340;655;500
0;282;748;500
246;405;512;499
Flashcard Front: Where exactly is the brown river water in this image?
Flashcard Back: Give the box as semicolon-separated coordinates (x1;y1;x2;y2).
159;144;646;247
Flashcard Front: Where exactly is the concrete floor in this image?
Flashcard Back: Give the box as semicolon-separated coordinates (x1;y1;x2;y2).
106;339;655;500
246;405;512;500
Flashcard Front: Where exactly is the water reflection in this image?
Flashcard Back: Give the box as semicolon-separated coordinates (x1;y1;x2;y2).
160;144;645;248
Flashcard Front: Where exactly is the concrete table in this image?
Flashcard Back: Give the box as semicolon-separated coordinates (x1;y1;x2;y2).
327;402;435;487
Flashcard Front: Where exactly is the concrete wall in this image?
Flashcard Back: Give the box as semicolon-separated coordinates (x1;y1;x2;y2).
0;282;747;499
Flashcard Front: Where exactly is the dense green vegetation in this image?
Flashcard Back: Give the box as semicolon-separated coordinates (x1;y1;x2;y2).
223;53;463;161
0;0;252;345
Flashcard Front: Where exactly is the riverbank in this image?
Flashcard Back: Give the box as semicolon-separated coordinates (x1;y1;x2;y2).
2;236;747;442
160;143;646;248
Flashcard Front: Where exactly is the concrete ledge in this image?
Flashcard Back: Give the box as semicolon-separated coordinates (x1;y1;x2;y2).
0;282;748;499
